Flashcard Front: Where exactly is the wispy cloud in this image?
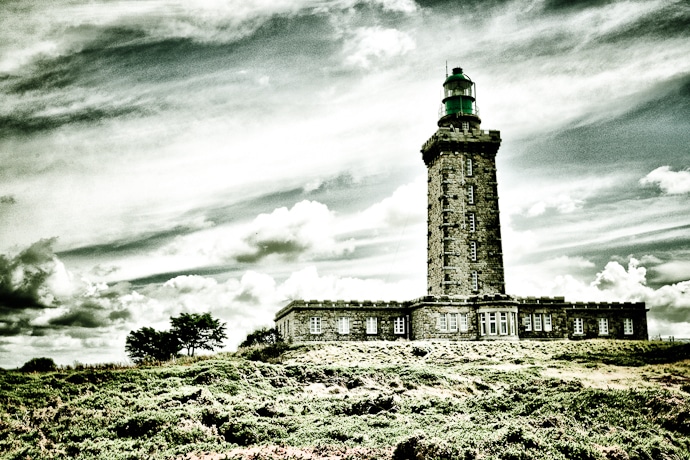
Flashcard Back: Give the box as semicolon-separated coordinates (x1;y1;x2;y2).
640;166;690;195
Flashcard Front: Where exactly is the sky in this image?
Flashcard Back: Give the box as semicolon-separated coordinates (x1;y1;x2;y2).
0;0;688;368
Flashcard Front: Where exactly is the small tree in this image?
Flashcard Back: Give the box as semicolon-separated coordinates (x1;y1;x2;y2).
239;326;283;348
125;327;181;363
20;357;57;372
170;312;227;357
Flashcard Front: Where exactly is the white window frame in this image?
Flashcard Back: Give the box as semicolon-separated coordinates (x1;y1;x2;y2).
337;317;350;335
523;315;532;332
466;157;473;176
461;121;469;131
470;241;477;261
471;271;479;291
468;185;475;205
438;314;447;332
480;313;487;336
598;318;609;336
309;317;321;334
468;213;476;232
624;318;633;335
499;312;508;335
448;313;458;332
459;313;468;332
510;313;516;335
366;317;378;334
534;314;542;332
394;317;405;335
488;312;497;335
573;318;584;335
544;314;552;332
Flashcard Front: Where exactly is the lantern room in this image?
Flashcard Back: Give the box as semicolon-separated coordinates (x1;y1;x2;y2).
438;67;481;129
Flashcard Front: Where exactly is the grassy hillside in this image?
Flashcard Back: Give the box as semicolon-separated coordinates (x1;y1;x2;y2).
1;340;689;460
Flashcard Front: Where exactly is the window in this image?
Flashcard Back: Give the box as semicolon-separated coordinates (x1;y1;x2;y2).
438;314;447;332
394;317;405;335
523;315;532;332
466;157;473;176
499;312;508;335
309;317;321;334
598;318;609;335
573;318;584;335
471;271;479;291
488;313;497;335
470;241;477;261
544;314;552;332
461;121;469;131
449;313;458;332
459;313;469;332
468;213;476;232
624;318;633;335
366;317;378;334
468;185;475;205
337;317;350;335
510;313;517;335
534;314;542;331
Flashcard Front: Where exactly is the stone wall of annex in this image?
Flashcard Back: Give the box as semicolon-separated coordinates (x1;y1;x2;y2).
276;297;649;343
275;301;409;342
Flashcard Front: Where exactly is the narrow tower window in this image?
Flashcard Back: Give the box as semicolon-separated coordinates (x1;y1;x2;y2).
471;271;479;291
468;213;476;232
468;185;475;204
470;241;477;261
466;157;473;176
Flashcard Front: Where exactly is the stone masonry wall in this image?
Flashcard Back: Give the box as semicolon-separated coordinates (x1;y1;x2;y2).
422;128;504;297
276;301;409;342
410;302;478;340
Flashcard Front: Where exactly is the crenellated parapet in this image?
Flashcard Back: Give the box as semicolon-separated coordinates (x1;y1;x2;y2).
421;127;501;167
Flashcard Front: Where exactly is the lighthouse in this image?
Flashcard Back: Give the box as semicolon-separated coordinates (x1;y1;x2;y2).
274;66;648;343
421;67;505;297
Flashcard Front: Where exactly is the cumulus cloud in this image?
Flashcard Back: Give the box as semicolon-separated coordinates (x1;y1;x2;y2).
236;200;354;263
0;240;128;337
357;177;426;228
279;266;419;301
526;258;690;337
344;26;415;69
0;238;67;310
526;193;584;216
640;166;690;195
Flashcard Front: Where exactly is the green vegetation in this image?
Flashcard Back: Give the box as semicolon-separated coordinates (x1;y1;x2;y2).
1;340;689;459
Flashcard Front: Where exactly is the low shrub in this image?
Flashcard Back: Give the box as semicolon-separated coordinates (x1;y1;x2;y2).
20;357;57;373
238;342;290;363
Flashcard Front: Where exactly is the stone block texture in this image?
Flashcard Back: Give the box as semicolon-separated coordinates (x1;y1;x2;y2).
422;127;504;297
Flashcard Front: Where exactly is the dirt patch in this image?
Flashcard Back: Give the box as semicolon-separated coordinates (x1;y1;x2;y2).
181;445;393;460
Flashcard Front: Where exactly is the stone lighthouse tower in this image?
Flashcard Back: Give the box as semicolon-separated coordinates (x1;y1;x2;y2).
421;67;505;297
